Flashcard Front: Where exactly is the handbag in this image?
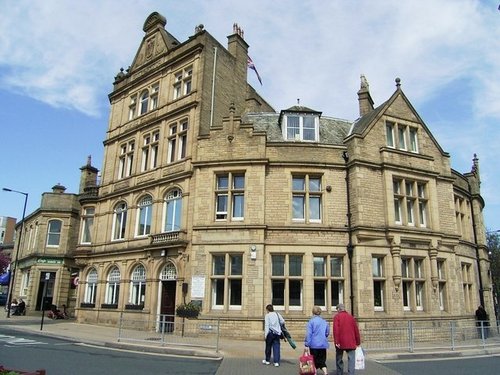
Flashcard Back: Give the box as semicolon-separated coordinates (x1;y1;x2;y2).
299;348;316;375
354;346;365;370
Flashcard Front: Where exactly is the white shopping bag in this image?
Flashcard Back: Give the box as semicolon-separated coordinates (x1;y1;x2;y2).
355;346;365;370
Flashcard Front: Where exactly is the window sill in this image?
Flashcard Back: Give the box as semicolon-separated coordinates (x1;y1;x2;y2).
101;304;118;309
125;304;144;311
80;303;95;308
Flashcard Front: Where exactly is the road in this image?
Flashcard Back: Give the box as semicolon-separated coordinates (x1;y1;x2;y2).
0;328;221;375
378;354;500;375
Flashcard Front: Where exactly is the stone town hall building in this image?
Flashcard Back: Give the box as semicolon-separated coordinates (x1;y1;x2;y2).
10;12;493;337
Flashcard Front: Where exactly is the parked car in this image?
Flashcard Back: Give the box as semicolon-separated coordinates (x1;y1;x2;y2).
0;293;7;306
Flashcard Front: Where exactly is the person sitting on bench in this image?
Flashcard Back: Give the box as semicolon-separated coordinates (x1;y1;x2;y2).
13;298;26;316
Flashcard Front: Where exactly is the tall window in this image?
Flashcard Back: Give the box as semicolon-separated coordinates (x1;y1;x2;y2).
84;268;98;304
313;256;344;309
455;196;471;240
140;90;149;115
105;267;120;305
271;254;303;309
21;271;30;296
112;202;127;240
167;120;188;163
215;173;245;221
461;262;473;312
118;140;135;179
141;131;159;171
136;195;152;237
292;175;322;222
283;114;319;141
393;178;427;227
164;189;182;232
401;257;425;311
46;219;62;247
437;260;447;311
80;207;94;244
173;66;193;99
386;121;419;153
150;83;159;110
372;257;385;311
129;265;146;306
211;254;243;309
30;223;39;251
128;95;137;120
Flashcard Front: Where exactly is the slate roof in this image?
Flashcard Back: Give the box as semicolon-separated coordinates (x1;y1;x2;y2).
242;112;351;145
350;100;388;136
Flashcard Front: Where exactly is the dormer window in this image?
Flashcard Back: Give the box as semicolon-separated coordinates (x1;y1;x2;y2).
280;106;321;142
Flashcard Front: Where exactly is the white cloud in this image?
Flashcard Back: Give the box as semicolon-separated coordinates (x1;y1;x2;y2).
0;0;499;227
0;0;156;116
1;0;498;120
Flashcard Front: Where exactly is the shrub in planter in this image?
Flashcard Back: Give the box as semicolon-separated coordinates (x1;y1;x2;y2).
0;365;46;375
176;301;201;318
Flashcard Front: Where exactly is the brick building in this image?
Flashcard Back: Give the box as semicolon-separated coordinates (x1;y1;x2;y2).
11;12;491;336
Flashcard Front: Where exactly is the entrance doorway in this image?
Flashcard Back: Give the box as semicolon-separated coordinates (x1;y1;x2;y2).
35;272;56;311
160;280;176;332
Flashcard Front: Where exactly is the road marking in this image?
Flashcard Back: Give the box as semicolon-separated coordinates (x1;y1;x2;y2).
0;334;47;346
376;352;500;363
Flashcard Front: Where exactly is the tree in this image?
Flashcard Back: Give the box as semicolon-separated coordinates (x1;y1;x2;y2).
487;230;500;319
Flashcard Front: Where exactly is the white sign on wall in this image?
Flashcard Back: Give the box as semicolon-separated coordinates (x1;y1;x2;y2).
191;276;206;299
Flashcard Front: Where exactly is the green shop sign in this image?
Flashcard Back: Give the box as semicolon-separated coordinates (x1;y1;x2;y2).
37;258;63;265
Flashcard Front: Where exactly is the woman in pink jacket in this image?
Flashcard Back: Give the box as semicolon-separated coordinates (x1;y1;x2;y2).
333;304;361;375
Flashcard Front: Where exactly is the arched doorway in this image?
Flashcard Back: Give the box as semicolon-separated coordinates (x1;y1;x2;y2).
159;262;177;332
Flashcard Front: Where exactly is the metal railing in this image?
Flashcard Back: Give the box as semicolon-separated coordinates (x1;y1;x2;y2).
116;316;500;355
117;313;221;352
361;320;500;353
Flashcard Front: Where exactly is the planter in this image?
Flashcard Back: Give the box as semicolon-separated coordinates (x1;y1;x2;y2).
0;366;46;375
176;310;199;319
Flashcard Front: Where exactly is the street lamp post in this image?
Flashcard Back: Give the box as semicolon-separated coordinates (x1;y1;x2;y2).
342;151;355;315
2;188;28;318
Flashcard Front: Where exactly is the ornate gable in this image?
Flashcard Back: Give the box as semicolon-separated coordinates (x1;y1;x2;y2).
129;12;180;71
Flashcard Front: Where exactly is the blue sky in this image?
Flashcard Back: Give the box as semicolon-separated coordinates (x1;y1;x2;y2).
1;0;499;232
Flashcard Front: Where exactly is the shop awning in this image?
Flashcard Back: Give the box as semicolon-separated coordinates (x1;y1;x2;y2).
0;272;10;285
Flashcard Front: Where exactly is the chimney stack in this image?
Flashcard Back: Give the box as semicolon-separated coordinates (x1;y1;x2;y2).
357;74;374;117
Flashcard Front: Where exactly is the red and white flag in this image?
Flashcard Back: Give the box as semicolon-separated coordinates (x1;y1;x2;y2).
247;56;263;85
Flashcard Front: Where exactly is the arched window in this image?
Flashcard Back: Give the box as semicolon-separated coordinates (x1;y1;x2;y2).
136;195;152;237
164;189;182;232
46;219;62;247
129;264;146;306
140;90;149;115
84;268;98;304
105;266;121;305
160;262;177;281
112;202;127;240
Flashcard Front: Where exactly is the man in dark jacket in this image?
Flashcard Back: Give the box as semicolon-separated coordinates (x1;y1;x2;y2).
475;305;489;339
333;303;361;375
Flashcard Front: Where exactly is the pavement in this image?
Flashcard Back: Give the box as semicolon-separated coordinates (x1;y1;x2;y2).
1;313;500;375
